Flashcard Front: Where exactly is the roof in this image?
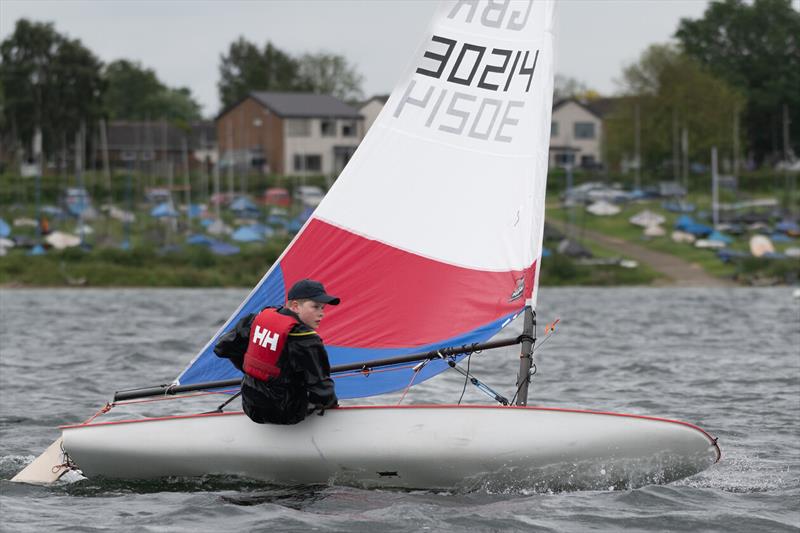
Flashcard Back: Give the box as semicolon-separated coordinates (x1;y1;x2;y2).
552;98;603;120
584;97;626;118
105;121;216;151
359;94;390;107
249;91;363;119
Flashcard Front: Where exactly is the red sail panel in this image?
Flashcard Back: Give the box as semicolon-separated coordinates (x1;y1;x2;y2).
279;218;536;349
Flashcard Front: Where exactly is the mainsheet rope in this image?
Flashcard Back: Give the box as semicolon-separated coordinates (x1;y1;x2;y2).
79;389;241;425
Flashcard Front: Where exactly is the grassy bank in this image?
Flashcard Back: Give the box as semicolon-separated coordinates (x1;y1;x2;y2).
547;196;799;285
0;244;658;288
2;169;794;288
0;243;287;287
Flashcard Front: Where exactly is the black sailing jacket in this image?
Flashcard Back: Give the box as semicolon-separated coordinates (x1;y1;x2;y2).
214;306;338;424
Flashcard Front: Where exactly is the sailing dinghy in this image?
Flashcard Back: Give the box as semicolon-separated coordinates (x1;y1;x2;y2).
15;0;719;490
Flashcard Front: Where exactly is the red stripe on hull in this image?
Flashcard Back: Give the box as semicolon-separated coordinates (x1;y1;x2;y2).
279;219;536;348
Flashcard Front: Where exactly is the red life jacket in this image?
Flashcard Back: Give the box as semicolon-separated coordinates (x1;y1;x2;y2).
242;309;298;381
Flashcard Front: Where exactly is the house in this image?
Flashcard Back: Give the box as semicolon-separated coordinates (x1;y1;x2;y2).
216;92;364;176
359;94;390;134
358;94;615;169
549;98;605;169
102;120;217;173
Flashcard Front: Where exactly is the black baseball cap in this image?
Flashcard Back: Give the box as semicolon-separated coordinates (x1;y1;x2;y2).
287;279;340;305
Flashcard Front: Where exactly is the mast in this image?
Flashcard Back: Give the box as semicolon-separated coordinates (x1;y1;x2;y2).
182;136;191;234
711;147;719;229
514;307;536;406
213;148;221;222
76;124;86;247
634;101;641;191
226;120;234;198
31;128;45;256
100;118;111;203
672;109;679;184
681;126;689;192
122;164;132;250
200;130;209;206
161;118;168;190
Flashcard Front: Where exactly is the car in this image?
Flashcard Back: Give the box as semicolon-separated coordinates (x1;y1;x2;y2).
293;185;325;207
64;187;93;217
263;187;291;207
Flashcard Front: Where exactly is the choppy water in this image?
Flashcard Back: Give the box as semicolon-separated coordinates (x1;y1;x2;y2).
1;288;798;532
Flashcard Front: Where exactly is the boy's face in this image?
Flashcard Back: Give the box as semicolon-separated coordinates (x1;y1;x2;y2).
289;299;326;329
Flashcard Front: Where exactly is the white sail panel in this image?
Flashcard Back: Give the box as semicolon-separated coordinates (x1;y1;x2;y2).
177;0;555;392
316;0;555;271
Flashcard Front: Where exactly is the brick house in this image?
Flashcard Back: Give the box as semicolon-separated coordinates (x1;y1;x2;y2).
103;120;217;173
216;92;364;176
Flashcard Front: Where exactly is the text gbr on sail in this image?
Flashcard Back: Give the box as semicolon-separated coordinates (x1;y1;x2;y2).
446;0;534;31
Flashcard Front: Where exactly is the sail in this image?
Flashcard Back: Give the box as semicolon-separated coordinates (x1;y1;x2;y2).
178;0;556;399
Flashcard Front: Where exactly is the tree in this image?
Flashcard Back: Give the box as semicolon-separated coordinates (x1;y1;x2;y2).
553;75;597;102
104;60;202;122
104;60;163;120
217;39;365;108
0;19;104;159
296;53;364;102
604;44;744;178
218;38;301;108
675;0;800;164
51;36;105;138
148;87;203;123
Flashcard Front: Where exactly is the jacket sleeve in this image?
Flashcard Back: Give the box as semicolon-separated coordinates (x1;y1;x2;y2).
287;333;338;408
213;313;255;371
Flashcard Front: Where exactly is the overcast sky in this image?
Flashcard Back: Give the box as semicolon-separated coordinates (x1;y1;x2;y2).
1;0;717;117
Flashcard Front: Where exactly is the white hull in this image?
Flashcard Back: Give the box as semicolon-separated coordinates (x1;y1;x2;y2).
62;406;719;490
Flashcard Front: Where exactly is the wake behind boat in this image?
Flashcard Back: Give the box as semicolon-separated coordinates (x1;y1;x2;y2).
14;0;720;490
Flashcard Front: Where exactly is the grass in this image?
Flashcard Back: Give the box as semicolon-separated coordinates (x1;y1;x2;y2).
0;243;289;287
539;253;660;286
2;170;796;287
546;196;799;285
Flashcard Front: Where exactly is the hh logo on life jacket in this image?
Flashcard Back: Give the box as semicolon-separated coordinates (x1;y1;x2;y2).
252;325;280;351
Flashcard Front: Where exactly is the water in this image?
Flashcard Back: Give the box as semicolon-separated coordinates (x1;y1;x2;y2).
1;288;798;532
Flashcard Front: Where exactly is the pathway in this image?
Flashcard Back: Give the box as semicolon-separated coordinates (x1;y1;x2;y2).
548;220;735;287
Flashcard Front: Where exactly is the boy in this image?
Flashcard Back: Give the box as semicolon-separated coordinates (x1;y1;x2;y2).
214;279;340;424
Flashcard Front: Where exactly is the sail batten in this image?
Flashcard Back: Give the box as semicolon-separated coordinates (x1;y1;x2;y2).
177;0;555;398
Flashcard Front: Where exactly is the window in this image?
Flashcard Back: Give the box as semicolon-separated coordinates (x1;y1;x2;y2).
574;122;595;139
293;154;322;172
321;119;336;137
580;155;596;168
555;152;575;165
334;146;357;172
341;120;358;137
287;119;311;137
550;121;559;137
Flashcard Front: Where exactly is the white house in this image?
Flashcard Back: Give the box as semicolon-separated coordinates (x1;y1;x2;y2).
359;94;390;134
549;99;604;169
358;94;612;170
